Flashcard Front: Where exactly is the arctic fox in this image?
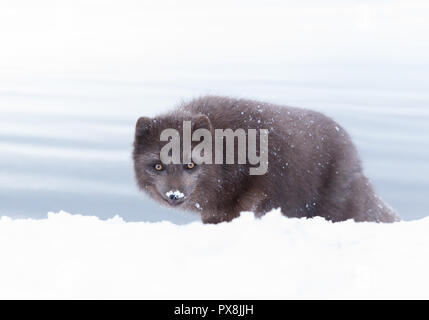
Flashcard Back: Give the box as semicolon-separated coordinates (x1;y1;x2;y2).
133;96;398;224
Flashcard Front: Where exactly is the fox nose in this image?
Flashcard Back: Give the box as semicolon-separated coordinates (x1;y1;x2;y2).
169;194;178;200
165;190;185;205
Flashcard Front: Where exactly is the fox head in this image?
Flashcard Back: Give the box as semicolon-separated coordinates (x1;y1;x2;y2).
133;113;219;213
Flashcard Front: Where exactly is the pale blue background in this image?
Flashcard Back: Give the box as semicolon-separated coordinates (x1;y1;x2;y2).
1;0;428;222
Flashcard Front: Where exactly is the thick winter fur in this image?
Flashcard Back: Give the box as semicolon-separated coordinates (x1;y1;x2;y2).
133;96;399;224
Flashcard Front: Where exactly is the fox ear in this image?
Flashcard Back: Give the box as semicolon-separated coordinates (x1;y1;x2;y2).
135;116;152;138
192;114;212;131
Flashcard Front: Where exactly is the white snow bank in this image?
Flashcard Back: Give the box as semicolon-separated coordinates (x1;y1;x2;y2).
0;210;428;299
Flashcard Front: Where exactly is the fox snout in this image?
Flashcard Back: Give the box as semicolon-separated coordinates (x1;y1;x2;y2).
164;190;186;206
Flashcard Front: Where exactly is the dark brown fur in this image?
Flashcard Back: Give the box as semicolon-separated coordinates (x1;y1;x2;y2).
133;96;399;223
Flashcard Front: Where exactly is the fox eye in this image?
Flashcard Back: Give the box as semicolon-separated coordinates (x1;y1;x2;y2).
185;162;196;170
154;163;164;171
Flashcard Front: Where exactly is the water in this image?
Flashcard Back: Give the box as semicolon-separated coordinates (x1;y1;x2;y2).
1;1;428;222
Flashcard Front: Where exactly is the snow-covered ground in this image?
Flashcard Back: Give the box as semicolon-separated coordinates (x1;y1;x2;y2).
1;209;428;299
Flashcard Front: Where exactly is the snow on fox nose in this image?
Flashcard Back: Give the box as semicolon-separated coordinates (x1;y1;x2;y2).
165;190;185;201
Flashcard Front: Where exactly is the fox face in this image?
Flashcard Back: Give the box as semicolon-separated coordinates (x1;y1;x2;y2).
133;114;217;213
135;159;204;208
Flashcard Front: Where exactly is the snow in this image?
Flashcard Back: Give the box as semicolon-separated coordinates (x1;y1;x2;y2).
1;209;429;299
